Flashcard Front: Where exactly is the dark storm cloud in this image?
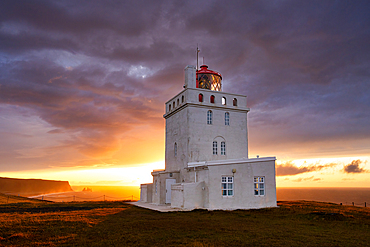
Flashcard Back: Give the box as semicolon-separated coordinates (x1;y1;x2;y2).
276;162;336;176
343;160;368;174
0;0;159;35
0;0;370;170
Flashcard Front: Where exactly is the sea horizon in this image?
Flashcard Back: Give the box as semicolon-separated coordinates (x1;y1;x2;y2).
25;186;370;207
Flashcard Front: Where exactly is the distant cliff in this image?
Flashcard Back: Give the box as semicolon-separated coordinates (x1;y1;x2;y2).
0;177;73;196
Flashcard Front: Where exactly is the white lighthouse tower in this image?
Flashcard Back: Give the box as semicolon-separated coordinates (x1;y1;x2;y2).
140;63;277;210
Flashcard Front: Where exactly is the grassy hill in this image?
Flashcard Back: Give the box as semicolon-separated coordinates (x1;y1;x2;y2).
0;197;369;246
0;193;49;204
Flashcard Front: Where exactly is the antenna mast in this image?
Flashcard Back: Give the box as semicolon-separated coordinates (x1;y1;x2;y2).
196;45;200;70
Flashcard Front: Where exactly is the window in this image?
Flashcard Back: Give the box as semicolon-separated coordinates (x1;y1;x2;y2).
222;176;234;196
254;177;265;196
199;94;203;102
155;180;158;194
213;141;217;155
207;110;212;125
173;102;175;109
174;143;177;157
222;97;226;105
225;112;229;125
182;95;184;103
210;95;215;103
169;105;171;111
233;98;238;106
221;141;226;155
177;99;179;106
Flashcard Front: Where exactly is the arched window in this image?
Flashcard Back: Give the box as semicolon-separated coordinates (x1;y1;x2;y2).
177;99;179;106
221;141;226;155
233;98;238;106
169;105;171;111
210;95;215;103
213;141;218;155
173;102;175;109
222;97;226;105
207;110;212;125
174;143;177;157
199;94;203;102
225;112;230;126
182;95;184;103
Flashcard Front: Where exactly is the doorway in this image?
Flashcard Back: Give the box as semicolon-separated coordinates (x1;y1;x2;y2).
165;179;176;204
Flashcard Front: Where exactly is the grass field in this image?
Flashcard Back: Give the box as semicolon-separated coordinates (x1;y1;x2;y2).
0;193;369;246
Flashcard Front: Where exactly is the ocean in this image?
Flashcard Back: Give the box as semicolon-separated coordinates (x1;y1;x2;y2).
277;187;370;207
30;186;370;207
29;186;140;202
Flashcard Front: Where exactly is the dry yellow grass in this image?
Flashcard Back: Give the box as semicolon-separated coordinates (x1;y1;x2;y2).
0;193;47;204
0;200;127;246
0;197;369;246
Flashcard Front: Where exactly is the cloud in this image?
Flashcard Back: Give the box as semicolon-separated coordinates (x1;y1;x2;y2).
292;176;322;182
343;160;368;174
95;180;122;185
0;0;369;171
276;162;336;176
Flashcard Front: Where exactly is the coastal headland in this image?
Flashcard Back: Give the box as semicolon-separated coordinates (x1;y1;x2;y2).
0;177;73;196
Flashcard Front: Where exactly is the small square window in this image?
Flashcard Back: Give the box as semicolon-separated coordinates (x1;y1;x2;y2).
225;112;230;126
221;142;226;155
207;110;212;125
221;176;234;197
254;176;265;196
213;141;218;155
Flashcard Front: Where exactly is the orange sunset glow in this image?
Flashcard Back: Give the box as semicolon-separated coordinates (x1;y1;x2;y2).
1;0;370;197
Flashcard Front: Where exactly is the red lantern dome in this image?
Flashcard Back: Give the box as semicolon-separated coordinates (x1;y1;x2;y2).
196;65;222;91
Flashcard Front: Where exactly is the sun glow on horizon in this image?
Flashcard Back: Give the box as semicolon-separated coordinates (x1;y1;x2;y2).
0;161;165;187
275;156;370;188
1;156;369;188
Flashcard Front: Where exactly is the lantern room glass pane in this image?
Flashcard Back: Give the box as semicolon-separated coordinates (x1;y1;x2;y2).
198;73;222;91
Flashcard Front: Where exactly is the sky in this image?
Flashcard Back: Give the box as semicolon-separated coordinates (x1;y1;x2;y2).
0;0;369;188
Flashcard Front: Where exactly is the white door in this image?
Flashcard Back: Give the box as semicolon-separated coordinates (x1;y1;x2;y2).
166;179;176;204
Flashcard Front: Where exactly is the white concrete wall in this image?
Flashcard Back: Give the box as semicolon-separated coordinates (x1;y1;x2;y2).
164;88;250;173
184;65;197;89
171;181;206;210
164;104;188;173
186;88;247;108
187;105;249;163
171;183;184;208
140;183;153;203
140;184;148;202
146;184;153;203
152;175;160;205
183;181;205;209
206;160;277;210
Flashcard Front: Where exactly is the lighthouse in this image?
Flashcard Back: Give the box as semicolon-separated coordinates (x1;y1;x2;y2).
140;63;277;210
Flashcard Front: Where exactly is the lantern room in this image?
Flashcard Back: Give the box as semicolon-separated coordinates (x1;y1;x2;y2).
197;65;222;91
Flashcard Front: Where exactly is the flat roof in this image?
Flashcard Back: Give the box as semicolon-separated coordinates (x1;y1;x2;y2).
187;157;276;168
